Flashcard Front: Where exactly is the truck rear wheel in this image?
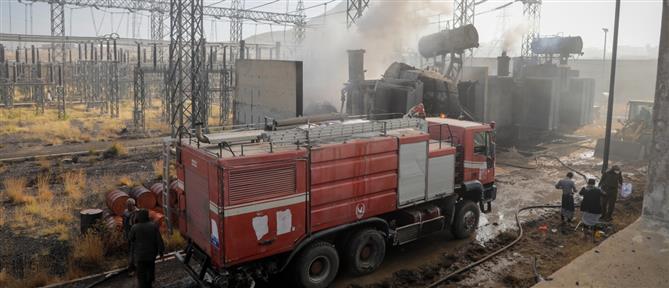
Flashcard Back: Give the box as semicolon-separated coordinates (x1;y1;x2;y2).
294;241;339;288
344;229;386;276
453;200;480;239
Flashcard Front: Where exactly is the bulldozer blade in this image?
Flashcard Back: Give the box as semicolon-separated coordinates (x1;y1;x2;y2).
594;138;647;161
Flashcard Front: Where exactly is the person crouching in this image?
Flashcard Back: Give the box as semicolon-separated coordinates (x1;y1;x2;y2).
579;178;606;241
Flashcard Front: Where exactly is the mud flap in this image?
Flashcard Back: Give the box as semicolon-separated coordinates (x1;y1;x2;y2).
479;201;492;213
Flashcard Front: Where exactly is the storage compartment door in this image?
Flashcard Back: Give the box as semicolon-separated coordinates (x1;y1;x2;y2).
398;141;427;206
427;154;455;199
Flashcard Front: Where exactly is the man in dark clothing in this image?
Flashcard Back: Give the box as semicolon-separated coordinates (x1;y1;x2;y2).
580;178;607;240
599;165;623;221
123;199;138;276
555;172;577;223
129;209;165;288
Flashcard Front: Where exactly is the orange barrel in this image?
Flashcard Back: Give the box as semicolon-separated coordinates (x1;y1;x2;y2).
149;210;165;226
105;189;129;216
80;208;103;234
130;185;157;209
104;215;123;232
150;182;165;206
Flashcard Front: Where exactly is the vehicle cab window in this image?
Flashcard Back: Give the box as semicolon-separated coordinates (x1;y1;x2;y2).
473;132;488;155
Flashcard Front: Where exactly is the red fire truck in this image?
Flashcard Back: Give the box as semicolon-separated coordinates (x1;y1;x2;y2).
171;116;496;288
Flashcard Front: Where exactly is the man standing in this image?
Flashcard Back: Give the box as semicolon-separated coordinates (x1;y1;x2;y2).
129;209;165;288
555;172;577;223
599;165;623;221
123;199;138;276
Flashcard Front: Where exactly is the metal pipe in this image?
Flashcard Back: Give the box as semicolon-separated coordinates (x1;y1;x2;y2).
602;0;621;174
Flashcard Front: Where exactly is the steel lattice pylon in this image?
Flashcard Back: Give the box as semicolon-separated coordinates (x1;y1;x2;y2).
446;0;476;80
50;1;66;119
294;0;306;43
521;0;541;58
346;0;369;28
168;0;207;136
230;0;244;43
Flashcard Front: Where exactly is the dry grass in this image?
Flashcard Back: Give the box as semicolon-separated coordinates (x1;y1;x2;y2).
0;205;5;226
3;177;31;204
37;174;53;203
104;142;128;158
41;223;70;241
11;208;37;230
118;175;134;187
37;158;52;170
163;231;187;252
63;170;86;201
0;269;10;287
73;232;105;267
153;160;164;179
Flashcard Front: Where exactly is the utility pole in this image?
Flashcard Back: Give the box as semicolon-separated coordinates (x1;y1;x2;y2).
602;0;621;174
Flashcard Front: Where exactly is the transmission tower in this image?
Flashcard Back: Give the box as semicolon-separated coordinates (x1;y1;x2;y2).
168;0;207;135
521;0;541;58
448;0;475;80
50;0;66;119
294;0;306;43
230;0;244;43
346;0;369;28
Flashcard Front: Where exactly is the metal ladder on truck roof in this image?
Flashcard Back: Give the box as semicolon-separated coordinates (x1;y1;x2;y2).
262;118;426;144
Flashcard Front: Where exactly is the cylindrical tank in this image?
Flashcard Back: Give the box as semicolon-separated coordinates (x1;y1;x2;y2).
150;182;165;206
104;215;123;232
530;36;583;55
129;185;157;209
149;210;167;232
497;51;510;77
80;208;103;234
418;24;479;58
347;49;366;82
105;189;129;216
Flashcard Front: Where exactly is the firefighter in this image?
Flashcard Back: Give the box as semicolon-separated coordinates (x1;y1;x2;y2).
579;178;606;240
599;165;623;221
129;209;165;288
123;198;138;276
555;172;577;223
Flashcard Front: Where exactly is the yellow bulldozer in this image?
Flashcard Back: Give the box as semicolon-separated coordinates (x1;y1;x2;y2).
595;100;653;161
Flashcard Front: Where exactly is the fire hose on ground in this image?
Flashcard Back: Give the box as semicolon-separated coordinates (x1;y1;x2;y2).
425;204;562;288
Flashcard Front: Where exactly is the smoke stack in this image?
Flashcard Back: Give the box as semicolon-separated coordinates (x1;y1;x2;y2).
347;49;366;83
497;51;510;77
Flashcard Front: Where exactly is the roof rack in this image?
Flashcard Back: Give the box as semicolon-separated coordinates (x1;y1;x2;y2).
262;118;426;144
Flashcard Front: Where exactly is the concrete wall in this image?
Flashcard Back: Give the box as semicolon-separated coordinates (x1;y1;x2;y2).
643;3;669;225
234;60;303;125
471;57;658;106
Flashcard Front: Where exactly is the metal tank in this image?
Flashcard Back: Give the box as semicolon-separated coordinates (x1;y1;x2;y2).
418;24;479;58
530;36;584;55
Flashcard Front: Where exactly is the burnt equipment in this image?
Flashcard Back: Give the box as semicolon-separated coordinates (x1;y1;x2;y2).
418;24;480;58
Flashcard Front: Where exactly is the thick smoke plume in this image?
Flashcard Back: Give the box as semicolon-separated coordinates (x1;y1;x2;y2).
501;23;529;52
298;1;451;109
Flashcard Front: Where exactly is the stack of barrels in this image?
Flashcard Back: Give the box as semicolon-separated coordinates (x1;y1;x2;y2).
103;180;179;232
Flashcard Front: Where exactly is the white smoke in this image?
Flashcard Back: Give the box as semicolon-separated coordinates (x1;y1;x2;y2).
297;1;452;108
501;23;529;52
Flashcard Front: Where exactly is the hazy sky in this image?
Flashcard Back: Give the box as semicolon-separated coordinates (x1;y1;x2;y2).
0;0;663;57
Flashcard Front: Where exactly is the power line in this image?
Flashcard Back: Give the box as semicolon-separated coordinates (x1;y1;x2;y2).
248;0;281;11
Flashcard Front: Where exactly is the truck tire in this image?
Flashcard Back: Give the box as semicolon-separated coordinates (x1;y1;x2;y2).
344;229;386;276
294;241;340;288
453;200;480;239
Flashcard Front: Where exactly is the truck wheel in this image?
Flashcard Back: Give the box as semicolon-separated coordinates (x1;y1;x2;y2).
453;201;480;239
294;241;339;288
344;229;386;276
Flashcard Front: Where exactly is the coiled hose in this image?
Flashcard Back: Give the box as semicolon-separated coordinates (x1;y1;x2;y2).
426;205;561;288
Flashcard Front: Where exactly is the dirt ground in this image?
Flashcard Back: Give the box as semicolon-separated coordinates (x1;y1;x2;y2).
334;141;647;288
0;116;648;288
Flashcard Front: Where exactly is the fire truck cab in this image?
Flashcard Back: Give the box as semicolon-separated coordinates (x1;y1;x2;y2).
172;116;496;288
